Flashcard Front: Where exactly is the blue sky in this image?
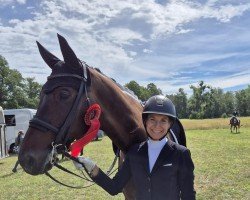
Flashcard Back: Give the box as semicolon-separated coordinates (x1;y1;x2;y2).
0;0;249;95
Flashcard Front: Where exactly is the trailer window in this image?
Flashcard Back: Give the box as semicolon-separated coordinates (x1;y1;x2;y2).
4;115;16;126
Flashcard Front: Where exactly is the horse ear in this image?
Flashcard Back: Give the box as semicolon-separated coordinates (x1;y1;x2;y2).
57;33;80;69
36;41;61;69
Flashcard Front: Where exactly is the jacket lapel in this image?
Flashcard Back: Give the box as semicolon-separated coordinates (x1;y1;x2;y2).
151;140;175;174
137;142;150;174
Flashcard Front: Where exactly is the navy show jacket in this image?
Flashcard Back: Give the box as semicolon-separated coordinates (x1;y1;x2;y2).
92;140;196;200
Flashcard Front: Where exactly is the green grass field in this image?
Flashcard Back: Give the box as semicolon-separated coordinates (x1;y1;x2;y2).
0;118;249;200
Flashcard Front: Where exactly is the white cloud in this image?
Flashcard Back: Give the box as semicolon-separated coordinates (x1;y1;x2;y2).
0;0;26;7
99;28;146;46
17;0;26;4
176;28;193;34
0;0;250;95
143;49;152;53
203;3;250;22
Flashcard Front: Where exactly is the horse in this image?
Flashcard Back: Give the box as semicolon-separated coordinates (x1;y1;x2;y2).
19;34;187;199
229;116;241;133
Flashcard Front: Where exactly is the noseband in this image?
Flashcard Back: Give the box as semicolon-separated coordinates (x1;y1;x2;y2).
29;61;90;146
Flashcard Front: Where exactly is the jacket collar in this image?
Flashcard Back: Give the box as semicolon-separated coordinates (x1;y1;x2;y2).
137;139;176;174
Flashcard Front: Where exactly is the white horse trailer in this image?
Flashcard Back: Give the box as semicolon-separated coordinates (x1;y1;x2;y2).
4;109;36;153
0;106;8;158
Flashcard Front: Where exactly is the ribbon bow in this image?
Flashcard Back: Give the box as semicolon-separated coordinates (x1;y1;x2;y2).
70;104;101;157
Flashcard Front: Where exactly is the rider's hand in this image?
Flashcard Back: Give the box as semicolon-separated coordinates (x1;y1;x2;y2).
73;157;96;173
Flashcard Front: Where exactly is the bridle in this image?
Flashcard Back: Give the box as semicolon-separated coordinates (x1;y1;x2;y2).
29;61;89;146
28;61;119;188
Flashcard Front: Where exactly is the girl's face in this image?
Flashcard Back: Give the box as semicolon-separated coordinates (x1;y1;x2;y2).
146;114;171;141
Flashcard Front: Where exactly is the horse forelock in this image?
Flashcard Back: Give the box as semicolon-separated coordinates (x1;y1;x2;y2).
43;60;88;93
51;60;84;76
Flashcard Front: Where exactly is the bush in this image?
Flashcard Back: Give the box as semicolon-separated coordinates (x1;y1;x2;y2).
221;113;228;118
189;111;205;119
189;111;199;119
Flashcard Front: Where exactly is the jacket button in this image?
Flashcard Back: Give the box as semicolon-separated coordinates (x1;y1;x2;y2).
148;177;150;181
148;189;150;192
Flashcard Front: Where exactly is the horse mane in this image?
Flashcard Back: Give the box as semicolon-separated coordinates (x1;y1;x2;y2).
93;67;142;103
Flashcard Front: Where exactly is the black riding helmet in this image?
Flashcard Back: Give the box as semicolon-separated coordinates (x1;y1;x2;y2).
142;95;176;121
142;95;176;140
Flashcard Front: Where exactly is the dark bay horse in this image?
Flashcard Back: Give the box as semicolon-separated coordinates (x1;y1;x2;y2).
19;34;186;199
229;116;241;133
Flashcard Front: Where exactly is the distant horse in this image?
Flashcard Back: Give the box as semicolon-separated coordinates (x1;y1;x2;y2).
229;116;241;133
19;34;186;199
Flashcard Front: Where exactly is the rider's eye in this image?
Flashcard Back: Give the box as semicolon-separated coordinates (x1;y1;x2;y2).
59;90;70;99
148;118;155;122
161;119;168;123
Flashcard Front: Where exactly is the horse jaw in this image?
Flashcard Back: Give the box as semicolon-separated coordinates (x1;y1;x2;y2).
19;128;54;175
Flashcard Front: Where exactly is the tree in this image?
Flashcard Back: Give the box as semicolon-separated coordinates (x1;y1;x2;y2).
146;83;162;97
0;55;24;108
235;88;248;116
23;77;42;108
166;88;188;118
245;85;250;116
0;55;42;109
125;80;144;100
125;81;162;101
221;91;235;116
0;55;9;106
188;81;210;119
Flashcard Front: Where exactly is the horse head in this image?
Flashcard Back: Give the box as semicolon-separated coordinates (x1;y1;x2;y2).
19;34;96;175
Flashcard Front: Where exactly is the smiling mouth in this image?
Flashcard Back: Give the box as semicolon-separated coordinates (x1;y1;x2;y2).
150;129;163;134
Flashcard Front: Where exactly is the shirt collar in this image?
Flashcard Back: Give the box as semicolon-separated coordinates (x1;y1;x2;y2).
147;137;167;149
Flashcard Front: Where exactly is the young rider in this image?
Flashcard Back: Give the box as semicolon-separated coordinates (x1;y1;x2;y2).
74;95;196;200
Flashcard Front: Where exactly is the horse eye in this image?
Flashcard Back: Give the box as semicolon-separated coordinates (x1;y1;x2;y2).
59;90;70;99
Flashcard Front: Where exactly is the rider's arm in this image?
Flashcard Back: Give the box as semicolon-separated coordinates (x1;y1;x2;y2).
90;154;131;196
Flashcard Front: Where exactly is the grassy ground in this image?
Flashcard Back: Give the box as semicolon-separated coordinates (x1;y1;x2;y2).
181;116;250;130
188;129;249;200
0;118;249;200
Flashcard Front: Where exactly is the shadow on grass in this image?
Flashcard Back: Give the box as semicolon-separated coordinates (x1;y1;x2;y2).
230;131;241;134
0;171;22;178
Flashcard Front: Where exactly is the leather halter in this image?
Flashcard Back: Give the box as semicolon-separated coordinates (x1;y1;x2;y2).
29;61;90;146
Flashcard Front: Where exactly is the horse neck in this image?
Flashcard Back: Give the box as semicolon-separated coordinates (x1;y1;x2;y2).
89;69;146;152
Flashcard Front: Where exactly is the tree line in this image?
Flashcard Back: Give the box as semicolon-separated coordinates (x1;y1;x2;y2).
1;55;249;118
0;55;42;109
126;80;250;119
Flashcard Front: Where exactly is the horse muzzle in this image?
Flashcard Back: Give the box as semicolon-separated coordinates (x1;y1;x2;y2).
19;148;53;175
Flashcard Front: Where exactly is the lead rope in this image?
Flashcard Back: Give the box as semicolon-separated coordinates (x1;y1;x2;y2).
45;144;94;189
45;149;119;189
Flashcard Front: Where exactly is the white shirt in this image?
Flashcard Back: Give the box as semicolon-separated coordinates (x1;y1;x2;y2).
147;137;168;172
